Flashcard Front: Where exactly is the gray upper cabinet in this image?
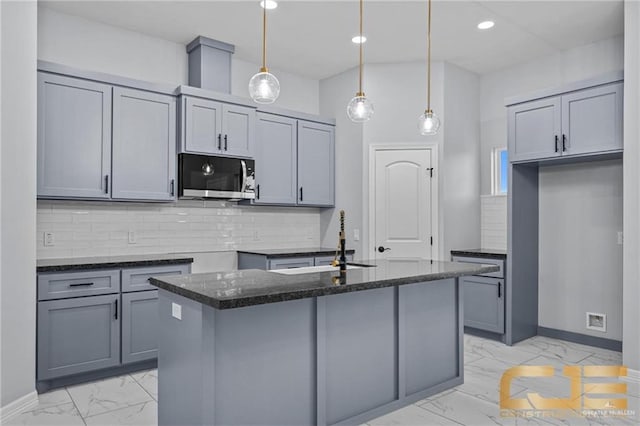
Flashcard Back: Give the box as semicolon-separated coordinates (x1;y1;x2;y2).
112;87;176;201
508;97;561;163
37;294;120;380
182;97;222;154
297;120;335;206
253;113;298;205
37;73;112;199
222;104;255;158
508;79;623;164
561;82;623;156
180;96;255;158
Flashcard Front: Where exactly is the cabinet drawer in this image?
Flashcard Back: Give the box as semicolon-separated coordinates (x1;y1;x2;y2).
451;256;504;278
38;270;120;301
122;264;191;292
268;257;315;270
314;255;353;266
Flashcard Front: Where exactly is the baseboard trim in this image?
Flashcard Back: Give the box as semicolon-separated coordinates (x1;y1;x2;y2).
537;326;622;352
623;368;640;383
0;391;38;423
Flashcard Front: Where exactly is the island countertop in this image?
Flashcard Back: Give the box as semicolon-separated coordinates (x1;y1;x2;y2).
149;259;499;309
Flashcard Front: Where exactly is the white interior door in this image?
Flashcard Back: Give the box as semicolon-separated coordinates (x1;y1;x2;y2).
373;148;434;260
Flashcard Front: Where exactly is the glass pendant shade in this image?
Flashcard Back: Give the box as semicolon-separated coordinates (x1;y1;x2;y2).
418;110;441;135
347;94;374;122
249;71;280;104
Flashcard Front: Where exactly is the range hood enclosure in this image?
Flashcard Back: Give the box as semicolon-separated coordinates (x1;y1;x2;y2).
187;36;235;93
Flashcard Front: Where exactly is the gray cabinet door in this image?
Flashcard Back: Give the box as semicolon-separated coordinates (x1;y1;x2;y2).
253;113;297;205
462;275;505;333
37;73;112;199
37;294;120;380
183;96;222;154
268;257;315;270
297;121;335;206
508;97;561;163
222;104;255;158
122;290;159;364
561;82;623;156
112;87;176;201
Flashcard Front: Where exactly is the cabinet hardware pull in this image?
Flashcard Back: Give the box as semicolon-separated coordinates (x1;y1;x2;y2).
300;187;303;202
224;134;228;151
218;134;222;150
555;135;558;153
69;282;94;287
498;281;502;298
562;134;567;152
114;299;118;320
105;175;109;194
256;184;260;199
170;179;175;196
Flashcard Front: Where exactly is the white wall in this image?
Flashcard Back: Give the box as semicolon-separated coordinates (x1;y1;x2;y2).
0;0;37;410
37;7;320;115
318;67;363;255
538;160;623;340
623;0;640;371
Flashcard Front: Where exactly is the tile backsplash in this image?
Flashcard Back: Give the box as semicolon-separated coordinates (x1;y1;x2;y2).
37;200;321;259
480;195;507;250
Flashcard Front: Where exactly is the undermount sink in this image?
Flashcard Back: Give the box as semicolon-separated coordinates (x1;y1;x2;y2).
271;264;363;275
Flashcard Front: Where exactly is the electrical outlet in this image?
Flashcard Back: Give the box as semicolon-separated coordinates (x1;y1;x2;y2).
586;312;607;332
253;230;259;241
44;232;55;247
171;303;182;320
128;231;137;244
353;229;360;241
617;231;623;245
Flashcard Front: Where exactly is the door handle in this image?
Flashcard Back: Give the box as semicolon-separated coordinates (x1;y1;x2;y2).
378;246;391;253
498;281;502;298
224;134;228;151
555;135;559;153
218;134;222;150
562;134;567;152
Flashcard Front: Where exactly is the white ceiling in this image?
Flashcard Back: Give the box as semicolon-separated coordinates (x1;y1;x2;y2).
40;0;624;80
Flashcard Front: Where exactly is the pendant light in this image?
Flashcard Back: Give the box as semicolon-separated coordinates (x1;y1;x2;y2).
249;1;280;104
347;0;374;122
418;0;441;135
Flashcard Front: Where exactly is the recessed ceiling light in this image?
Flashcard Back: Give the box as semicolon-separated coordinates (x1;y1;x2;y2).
352;35;367;44
477;21;495;30
260;0;278;10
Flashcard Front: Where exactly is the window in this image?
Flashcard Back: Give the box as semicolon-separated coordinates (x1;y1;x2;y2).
492;148;508;195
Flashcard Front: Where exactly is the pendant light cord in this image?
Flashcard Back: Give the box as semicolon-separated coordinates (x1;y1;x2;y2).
262;4;267;71
427;0;432;112
359;0;364;95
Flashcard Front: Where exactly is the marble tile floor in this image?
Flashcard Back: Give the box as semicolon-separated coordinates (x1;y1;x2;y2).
7;335;638;426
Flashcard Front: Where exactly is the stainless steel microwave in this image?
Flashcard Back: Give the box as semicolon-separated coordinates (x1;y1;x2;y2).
178;154;255;200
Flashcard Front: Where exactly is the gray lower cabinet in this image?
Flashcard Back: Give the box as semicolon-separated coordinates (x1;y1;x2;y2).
37;73;112;199
298;120;335;206
122;291;159;364
37;294;120;380
461;275;505;333
253;113;298;205
112;87;176;201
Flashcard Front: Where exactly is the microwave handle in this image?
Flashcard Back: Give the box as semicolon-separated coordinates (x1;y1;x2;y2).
240;160;248;192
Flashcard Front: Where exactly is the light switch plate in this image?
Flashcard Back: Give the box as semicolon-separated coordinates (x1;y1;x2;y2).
353;229;360;241
44;232;55;247
172;302;182;320
128;231;137;244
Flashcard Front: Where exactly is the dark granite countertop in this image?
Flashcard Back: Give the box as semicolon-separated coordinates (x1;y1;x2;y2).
37;254;194;273
450;249;507;260
237;247;355;258
150;259;499;310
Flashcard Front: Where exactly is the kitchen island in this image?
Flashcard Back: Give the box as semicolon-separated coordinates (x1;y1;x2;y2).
150;259;498;426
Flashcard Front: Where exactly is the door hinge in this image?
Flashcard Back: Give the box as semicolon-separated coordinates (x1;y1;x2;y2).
427;167;434;178
430;236;433;245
